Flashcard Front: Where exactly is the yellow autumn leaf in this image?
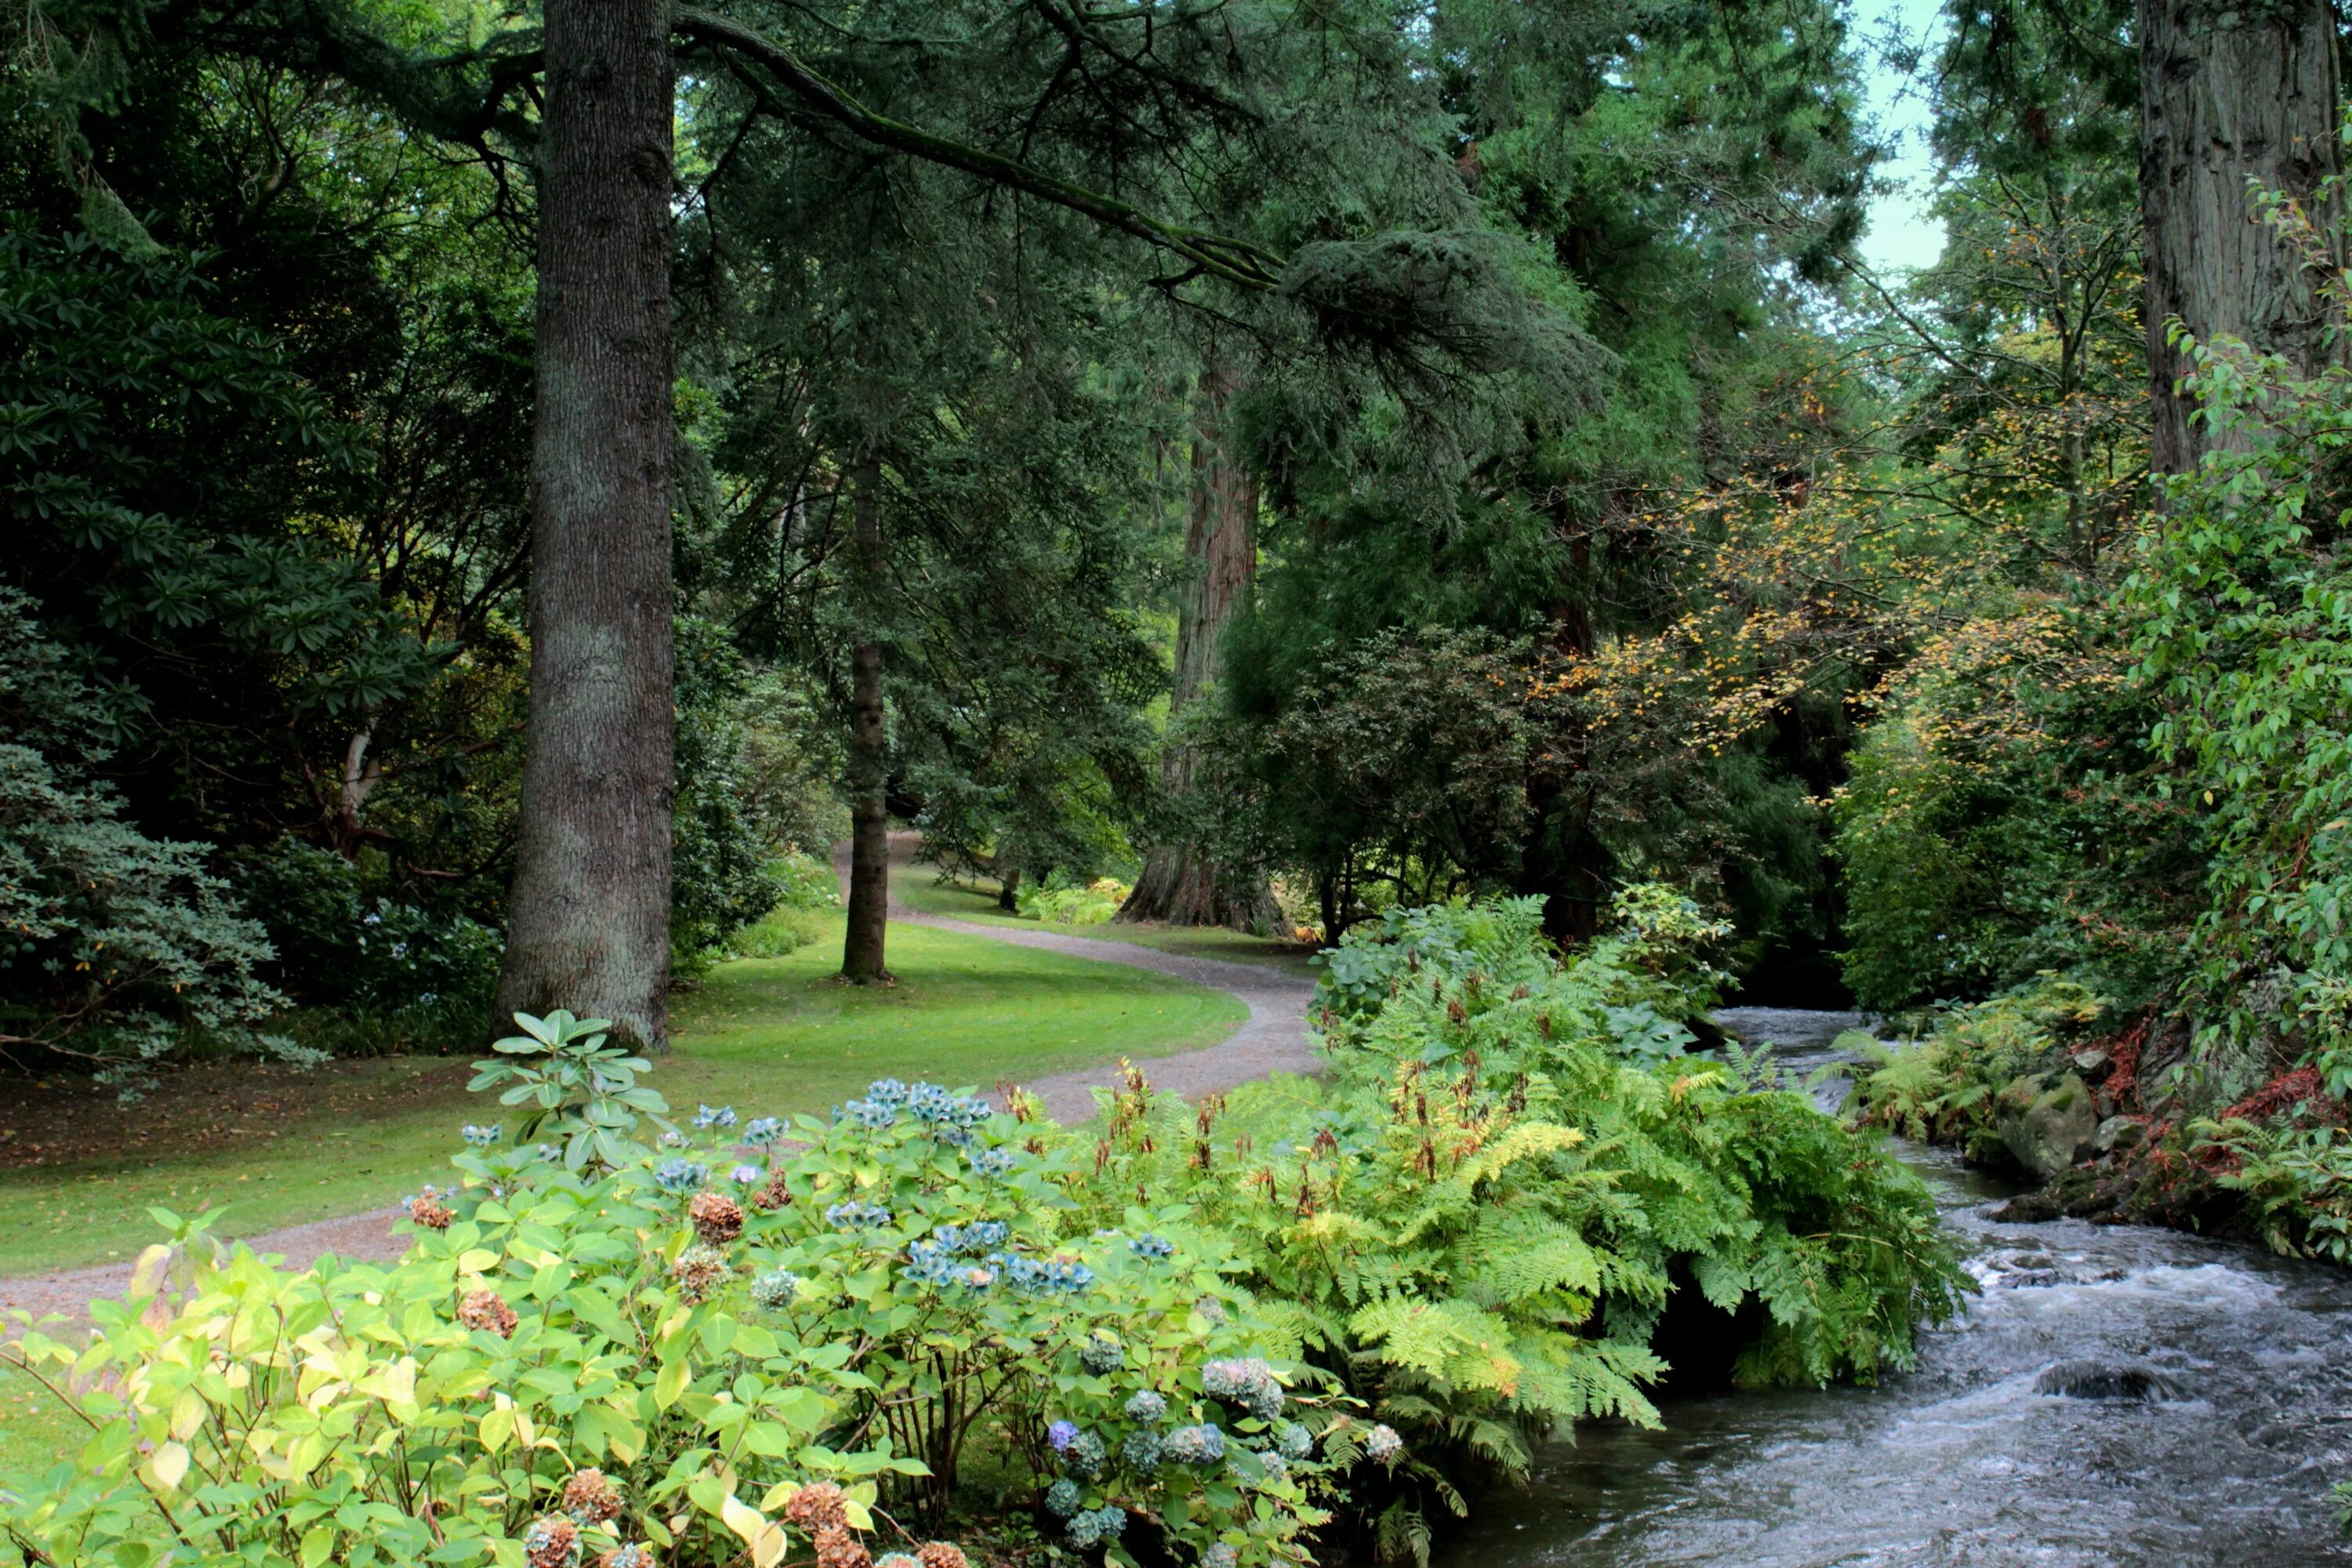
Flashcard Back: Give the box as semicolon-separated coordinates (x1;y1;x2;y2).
720;1495;787;1568
148;1441;191;1490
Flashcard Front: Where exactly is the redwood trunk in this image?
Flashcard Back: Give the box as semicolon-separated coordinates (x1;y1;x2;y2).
841;458;893;982
2139;0;2342;474
1121;361;1283;931
494;0;676;1047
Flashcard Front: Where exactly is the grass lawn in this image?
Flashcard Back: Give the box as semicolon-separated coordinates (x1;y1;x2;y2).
892;869;1322;976
0;1359;77;1481
0;915;1244;1277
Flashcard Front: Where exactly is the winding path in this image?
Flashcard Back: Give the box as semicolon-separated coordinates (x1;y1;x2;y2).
856;835;1319;1125
0;843;1317;1327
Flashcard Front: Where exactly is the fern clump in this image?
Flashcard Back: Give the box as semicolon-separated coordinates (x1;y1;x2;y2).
1064;891;1969;1561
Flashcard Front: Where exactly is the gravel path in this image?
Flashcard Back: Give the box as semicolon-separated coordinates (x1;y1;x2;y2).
1;839;1318;1329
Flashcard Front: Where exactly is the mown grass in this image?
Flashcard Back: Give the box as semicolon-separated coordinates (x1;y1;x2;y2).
891;869;1321;975
0;915;1244;1276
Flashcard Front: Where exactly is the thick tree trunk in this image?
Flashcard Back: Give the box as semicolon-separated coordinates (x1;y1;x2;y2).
494;0;676;1047
1121;360;1283;931
2139;0;2342;474
841;458;893;983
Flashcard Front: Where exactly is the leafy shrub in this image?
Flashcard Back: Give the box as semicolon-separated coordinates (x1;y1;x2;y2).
1846;975;2108;1152
0;589;314;1091
234;838;503;1021
468;1009;675;1171
727;908;824;960
2193;1115;2352;1265
774;851;842;909
2;1049;1344;1568
748;1080;1345;1562
0;1134;906;1568
1017;875;1131;927
1076;896;1967;1561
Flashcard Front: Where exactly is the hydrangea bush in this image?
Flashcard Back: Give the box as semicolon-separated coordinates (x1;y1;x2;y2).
0;1120;910;1568
742;1078;1341;1566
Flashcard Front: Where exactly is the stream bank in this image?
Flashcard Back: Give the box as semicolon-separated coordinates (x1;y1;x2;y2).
1433;1008;2352;1566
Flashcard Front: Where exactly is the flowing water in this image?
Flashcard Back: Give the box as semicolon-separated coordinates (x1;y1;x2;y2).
1435;1007;2352;1567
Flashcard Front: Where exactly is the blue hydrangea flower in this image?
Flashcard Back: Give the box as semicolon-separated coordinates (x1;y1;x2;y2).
742;1116;786;1147
1120;1429;1163;1472
692;1104;739;1130
967;1147;1017;1178
1128;1233;1175;1259
1124;1389;1167;1425
865;1077;910;1109
1203;1544;1237;1568
1363;1424;1403;1462
654;1159;708;1194
824;1200;893;1230
1202;1357;1284;1421
840;1098;898;1130
1080;1333;1124;1374
1044;1478;1082;1518
730;1163;764;1186
984;1254;1091;1297
659;1130;689;1149
750;1269;800;1311
1066;1505;1125;1548
1255;1450;1290;1485
1273;1421;1313;1460
460;1123;502;1147
904;1082;994;1131
1063;1430;1106;1479
1164;1424;1225;1465
1047;1420;1080;1452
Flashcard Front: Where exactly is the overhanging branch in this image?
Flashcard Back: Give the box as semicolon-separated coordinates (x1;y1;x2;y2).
670;6;1283;291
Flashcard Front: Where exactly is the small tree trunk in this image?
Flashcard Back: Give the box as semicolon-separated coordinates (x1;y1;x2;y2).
2139;0;2342;474
1121;358;1283;931
494;0;675;1047
841;457;893;983
996;862;1020;911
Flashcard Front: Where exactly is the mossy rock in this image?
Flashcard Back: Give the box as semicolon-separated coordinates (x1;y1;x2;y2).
1994;1071;2097;1181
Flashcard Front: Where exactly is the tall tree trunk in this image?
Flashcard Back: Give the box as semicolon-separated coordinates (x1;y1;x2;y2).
1120;360;1283;931
841;456;893;982
2139;0;2342;474
494;0;676;1047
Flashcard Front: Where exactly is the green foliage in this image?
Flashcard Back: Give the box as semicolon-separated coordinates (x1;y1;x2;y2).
1845;976;2109;1151
0;1062;1343;1568
232;838;503;1018
753;1082;1343;1559
467;1011;675;1171
673;619;804;972
0;1147;899;1568
1072;896;1965;1560
0;588;314;1087
2194;1117;2352;1265
2127;217;2352;1102
1214;629;1541;933
1016;876;1131;927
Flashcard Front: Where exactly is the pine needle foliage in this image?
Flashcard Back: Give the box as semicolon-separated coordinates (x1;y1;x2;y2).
1062;893;1969;1560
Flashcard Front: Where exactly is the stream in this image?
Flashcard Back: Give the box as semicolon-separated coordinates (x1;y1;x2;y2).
1434;1007;2352;1566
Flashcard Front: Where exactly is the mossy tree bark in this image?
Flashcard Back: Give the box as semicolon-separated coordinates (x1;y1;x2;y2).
841;456;895;983
2139;0;2342;474
1120;361;1283;931
493;0;677;1047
